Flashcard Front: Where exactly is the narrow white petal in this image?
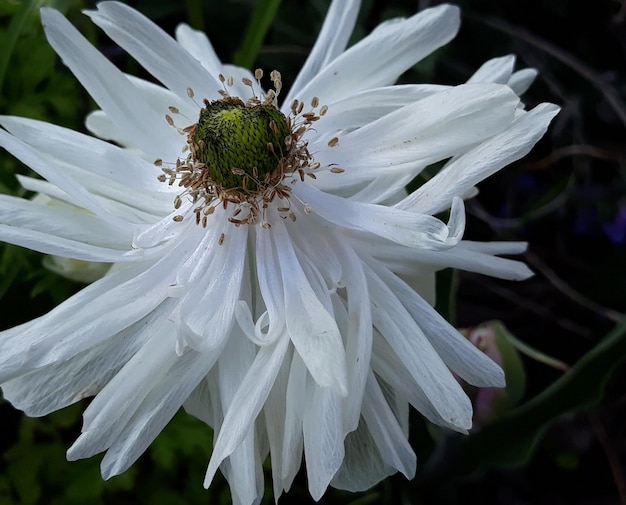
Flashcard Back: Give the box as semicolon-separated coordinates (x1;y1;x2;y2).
66;307;179;459
374;262;505;387
331;416;394;491
330;236;372;432
0;194;133;247
361;373;416;478
296;183;464;250
0;115;168;194
313;83;520;183
365;263;473;429
204;333;289;488
0;224;130;263
41;8;180;160
272;220;348;395
294;4;460;104
253;227;286;344
175;23;222;77
280;352;307;487
177;225;247;353
0;128;123;222
0;314;155;416
398;102;561;215
461;240;529;255
286;0;360;101
215;331;261;505
262;346;292;497
0;248;185;382
86;2;220;104
303;386;344;500
99;350;213;478
84;74;196;151
508;68;538;95
467;55;516;84
313;84;447;137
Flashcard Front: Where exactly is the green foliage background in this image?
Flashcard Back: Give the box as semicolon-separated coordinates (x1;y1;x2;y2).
0;0;625;503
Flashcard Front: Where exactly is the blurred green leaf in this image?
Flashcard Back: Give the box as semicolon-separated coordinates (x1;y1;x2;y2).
459;317;626;469
233;0;283;69
0;0;40;93
435;268;458;325
491;321;526;408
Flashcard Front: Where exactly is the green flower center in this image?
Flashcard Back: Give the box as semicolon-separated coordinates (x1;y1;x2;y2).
192;98;291;192
157;70;333;227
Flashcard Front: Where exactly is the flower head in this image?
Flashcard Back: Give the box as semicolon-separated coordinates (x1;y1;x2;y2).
0;1;558;503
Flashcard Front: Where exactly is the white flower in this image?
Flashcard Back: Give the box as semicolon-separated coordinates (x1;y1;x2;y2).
0;1;558;503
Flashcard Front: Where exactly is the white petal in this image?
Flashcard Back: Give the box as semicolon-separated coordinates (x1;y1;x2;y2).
0;192;133;246
0;128;124;223
0;224;130;263
293;4;460;105
85;2;220;104
0;115;168;194
280;352;307;489
331;416;394;491
370;335;464;431
330;236;372;432
398;103;560;214
85;74;196;151
361;373;416;478
262;346;292;497
313;84;447;135
508;68;538;96
286;0;360;101
175;23;223;77
98;349;213;478
467;55;515;84
41;8;180;160
253;227;286;344
215;330;262;505
204;333;289;488
365;263;473;430
0;313;155;416
272;220;348;395
313;83;520;184
374;262;505;387
177;225;247;353
296;183;464;250
0;252;181;382
303;385;344;500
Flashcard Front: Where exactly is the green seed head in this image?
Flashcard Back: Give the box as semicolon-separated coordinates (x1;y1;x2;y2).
193;99;291;191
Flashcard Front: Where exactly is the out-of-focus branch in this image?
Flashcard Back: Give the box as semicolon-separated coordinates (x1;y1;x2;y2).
471;14;626;129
